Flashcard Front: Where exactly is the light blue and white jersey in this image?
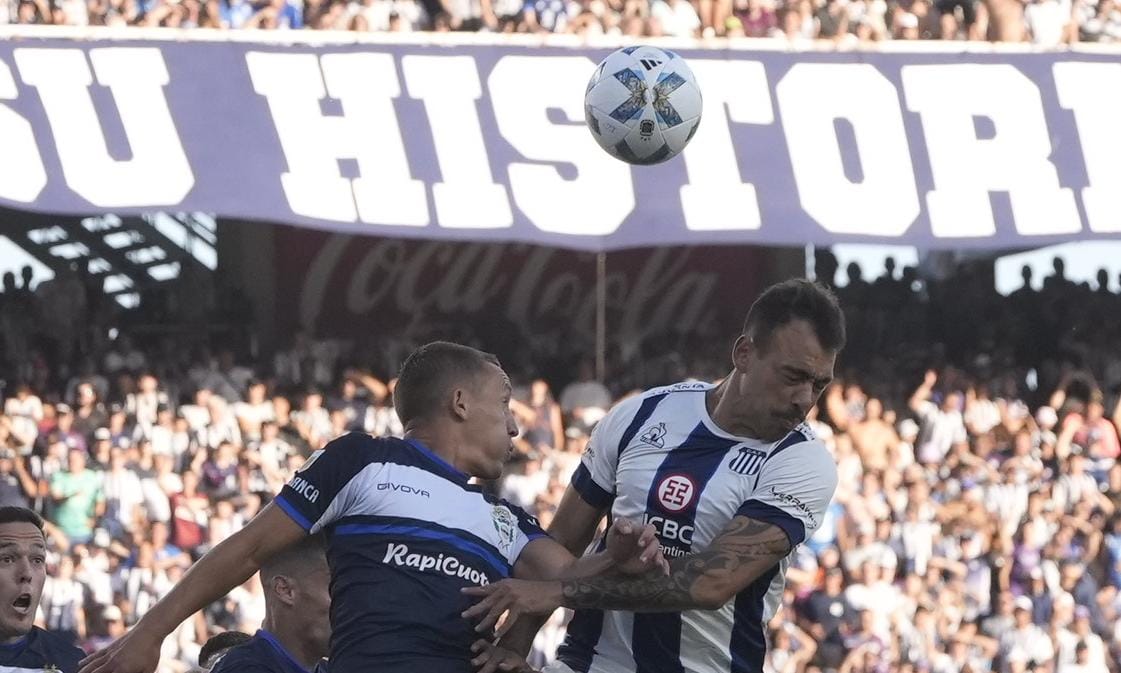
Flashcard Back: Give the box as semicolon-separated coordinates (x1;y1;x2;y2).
557;382;838;673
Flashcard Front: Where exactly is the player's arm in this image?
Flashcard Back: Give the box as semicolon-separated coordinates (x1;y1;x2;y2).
79;503;305;673
559;515;790;611
466;441;837;630
469;513;790;632
81;433;373;673
513;517;662;583
470;484;611;666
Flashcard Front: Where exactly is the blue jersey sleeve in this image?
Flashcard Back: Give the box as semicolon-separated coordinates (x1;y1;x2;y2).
275;432;384;533
505;499;548;541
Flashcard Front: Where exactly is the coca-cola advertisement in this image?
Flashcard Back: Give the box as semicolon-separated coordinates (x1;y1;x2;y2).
274;229;764;352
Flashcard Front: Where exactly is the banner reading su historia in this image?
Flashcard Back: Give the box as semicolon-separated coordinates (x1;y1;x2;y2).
273;229;762;341
0;32;1119;250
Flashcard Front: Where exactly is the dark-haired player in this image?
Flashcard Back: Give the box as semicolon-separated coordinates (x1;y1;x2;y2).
0;506;85;672
467;279;847;673
209;534;330;673
82;341;663;673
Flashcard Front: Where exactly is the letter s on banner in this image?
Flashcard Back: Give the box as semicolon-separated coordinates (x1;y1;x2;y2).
778;63;919;237
0;60;47;203
489;56;634;237
15;48;194;208
903;64;1080;239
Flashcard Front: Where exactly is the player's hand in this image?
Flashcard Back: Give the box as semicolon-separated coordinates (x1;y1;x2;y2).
78;624;162;673
461;579;562;637
471;639;537;673
924;369;938;387
605;518;666;575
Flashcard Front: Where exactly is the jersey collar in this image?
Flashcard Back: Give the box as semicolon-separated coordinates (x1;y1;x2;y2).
404;438;470;485
256;629;314;673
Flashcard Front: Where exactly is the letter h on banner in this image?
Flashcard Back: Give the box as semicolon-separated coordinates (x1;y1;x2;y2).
246;52;428;226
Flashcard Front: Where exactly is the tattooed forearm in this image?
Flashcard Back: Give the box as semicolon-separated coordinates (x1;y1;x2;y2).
560;517;791;612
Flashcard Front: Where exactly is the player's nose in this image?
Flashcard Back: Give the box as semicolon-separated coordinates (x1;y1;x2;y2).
792;383;814;411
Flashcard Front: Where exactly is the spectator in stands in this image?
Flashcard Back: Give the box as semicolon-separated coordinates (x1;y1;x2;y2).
49;447;104;545
558;359;611;433
909;370;967;466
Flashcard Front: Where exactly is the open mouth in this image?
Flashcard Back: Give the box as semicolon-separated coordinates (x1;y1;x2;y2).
12;594;31;613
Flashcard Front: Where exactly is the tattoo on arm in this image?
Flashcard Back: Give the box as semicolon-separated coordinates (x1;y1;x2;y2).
560;517;791;612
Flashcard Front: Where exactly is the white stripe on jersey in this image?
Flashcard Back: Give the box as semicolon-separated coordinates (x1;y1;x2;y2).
563;382;838;673
312;462;535;566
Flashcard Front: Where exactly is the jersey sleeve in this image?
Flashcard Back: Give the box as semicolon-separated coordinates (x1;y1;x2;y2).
736;439;838;548
275;432;382;534
570;394;647;510
504;499;550;563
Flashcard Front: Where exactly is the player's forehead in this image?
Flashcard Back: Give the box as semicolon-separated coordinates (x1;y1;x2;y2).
0;522;46;550
479;362;512;394
769;321;835;377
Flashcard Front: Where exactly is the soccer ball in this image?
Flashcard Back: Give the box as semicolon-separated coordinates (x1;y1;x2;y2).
584;46;703;166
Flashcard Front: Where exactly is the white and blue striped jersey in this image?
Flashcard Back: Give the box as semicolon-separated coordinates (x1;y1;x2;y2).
274;432;546;673
557;382;837;673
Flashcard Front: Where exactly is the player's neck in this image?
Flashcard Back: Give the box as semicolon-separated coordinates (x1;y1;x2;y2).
706;375;769;440
403;428;469;476
262;618;320;671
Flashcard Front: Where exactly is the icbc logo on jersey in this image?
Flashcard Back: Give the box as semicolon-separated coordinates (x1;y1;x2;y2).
657;474;696;513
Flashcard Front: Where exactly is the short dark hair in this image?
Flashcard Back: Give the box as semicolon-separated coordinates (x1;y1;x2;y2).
0;507;45;533
393;341;501;426
743;279;846;353
260;533;327;584
199;630;252;669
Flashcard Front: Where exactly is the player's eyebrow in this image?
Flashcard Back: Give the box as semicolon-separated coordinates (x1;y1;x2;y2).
0;537;46;549
782;365;832;388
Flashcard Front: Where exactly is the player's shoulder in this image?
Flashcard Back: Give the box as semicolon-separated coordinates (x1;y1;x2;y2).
645;380;715;398
767;423;835;472
318;432;429;471
209;636;280;673
604;380;711;421
25;627;85;671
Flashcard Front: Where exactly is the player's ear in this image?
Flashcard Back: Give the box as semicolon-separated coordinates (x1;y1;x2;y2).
451;387;470;422
731;334;754;372
272;575;297;606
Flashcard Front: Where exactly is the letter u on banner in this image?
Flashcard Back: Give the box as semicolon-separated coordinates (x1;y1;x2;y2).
15;47;194;208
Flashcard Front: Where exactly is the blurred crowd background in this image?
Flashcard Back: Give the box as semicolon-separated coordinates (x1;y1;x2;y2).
1;250;1121;673
3;0;1120;48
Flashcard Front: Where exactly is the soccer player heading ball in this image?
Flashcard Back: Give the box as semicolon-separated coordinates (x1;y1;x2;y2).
465;279;846;673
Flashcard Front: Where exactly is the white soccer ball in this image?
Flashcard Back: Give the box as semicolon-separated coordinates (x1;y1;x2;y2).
584;46;703;166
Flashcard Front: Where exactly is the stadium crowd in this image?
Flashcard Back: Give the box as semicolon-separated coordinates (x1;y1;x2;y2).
1;254;1121;673
2;0;1120;48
